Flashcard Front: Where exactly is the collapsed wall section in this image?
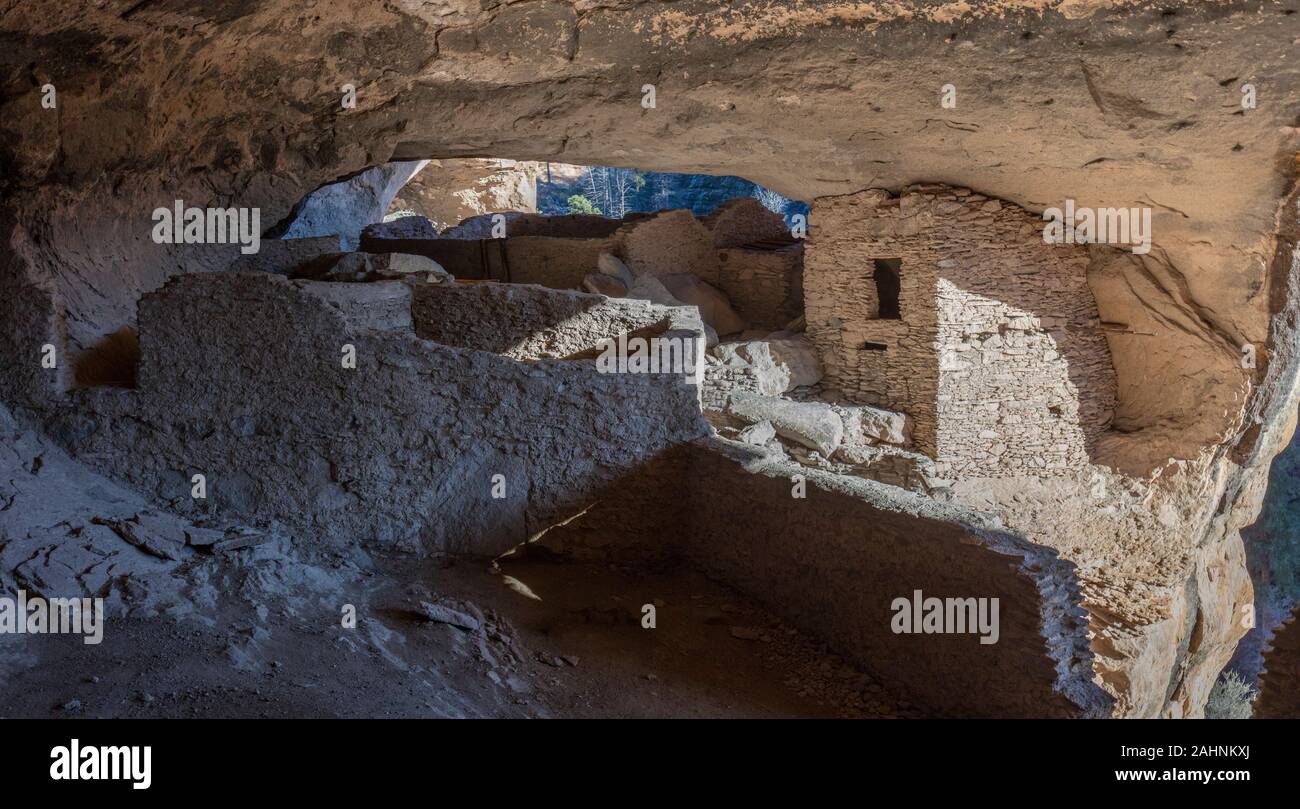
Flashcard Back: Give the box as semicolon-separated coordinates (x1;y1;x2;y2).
52;273;709;555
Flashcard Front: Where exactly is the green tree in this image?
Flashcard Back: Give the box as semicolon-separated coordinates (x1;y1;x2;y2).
566;194;602;215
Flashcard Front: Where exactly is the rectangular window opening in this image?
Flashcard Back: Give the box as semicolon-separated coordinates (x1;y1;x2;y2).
872;258;902;320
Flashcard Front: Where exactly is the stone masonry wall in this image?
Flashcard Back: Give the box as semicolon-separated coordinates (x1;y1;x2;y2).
716;244;803;331
411;282;700;361
535;438;1109;718
52;273;709;556
806;185;1118;478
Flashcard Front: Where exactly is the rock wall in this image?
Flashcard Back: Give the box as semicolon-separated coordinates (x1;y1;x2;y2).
388;158;544;230
806;185;1118;477
51;273;709;555
275;161;428;250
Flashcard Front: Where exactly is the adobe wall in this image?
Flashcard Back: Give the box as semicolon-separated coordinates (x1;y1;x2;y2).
503;236;612;289
806;185;1118;477
612;210;718;283
535;438;1109;718
51;273;709;556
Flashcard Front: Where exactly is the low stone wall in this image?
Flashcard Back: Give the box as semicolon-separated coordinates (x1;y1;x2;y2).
410;282;700;360
51;273;710;556
538;438;1109;718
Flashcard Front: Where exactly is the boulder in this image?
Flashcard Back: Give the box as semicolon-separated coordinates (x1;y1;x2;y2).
765;335;822;389
838;404;912;447
582;273;628;297
362;214;440;242
737;420;777;446
709;336;821;395
379;252;449;278
417;600;482;632
661;273;747;337
728;393;844;456
597;252;635;287
440;211;524;239
626;274;718;345
628;273;683;307
290;251;449;282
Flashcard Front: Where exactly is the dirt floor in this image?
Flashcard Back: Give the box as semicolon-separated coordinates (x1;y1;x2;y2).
0;545;918;719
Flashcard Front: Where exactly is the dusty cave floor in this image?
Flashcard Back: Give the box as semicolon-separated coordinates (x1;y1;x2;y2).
0;546;918;719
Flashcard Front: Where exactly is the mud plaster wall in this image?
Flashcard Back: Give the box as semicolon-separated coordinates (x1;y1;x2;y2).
806;185;1118;478
49;273;709;556
537;438;1105;718
410;282;700;361
504;236;611;288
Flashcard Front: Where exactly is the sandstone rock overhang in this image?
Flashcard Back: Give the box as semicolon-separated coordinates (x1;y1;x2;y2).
0;0;1298;718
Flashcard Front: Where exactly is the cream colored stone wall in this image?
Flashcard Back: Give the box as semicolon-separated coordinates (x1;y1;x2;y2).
806;185;1118;478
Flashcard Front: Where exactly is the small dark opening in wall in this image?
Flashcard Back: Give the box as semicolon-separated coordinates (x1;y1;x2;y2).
872;259;901;319
861;341;888;351
73;326;139;388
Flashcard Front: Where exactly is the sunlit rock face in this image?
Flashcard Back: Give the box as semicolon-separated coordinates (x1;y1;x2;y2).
389;158;545;231
1;0;1299;717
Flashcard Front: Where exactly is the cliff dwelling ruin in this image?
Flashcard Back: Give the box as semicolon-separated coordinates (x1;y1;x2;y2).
2;0;1300;732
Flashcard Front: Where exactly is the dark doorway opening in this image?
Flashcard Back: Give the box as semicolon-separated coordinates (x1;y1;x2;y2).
872;259;902;319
